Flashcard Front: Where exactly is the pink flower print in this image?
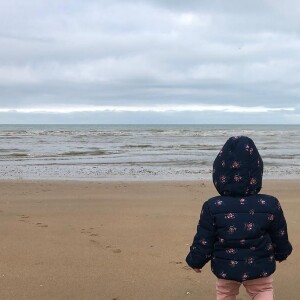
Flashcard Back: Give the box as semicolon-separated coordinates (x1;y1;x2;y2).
219;237;225;243
258;199;266;205
249;209;255;215
221;160;225;167
199;239;207;245
234;174;242;182
229;260;238;267
220;175;226;184
245;144;250;151
228;226;237;234
225;213;235;219
245;222;255;231
226;248;237;254
231;161;240;169
240;198;246;205
266;243;273;251
220;271;227;278
268;214;275;221
261;271;268;277
240;239;246;245
250;246;256;251
250;178;257;185
249;148;254;155
278;229;285;236
242;273;249;281
215;199;223;206
218;149;223;157
269;255;274;262
246;257;255;265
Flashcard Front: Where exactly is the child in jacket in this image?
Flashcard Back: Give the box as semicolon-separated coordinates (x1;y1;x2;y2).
186;136;292;300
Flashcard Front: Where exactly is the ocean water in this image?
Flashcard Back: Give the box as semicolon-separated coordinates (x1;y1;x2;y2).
0;124;299;181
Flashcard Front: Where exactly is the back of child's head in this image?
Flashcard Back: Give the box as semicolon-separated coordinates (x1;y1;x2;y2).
213;136;263;197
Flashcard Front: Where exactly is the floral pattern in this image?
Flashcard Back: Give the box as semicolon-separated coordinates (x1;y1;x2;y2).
225;213;235;219
228;225;237;234
229;260;238;267
226;248;237;254
234;174;242;182
240;198;246;205
244;222;255;231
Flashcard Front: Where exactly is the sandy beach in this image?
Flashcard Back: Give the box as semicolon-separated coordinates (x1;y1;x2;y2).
0;179;298;300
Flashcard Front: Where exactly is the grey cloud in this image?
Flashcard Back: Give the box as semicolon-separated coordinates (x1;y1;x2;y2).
0;0;299;123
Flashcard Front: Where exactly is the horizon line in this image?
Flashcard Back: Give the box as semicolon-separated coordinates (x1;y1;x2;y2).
0;104;295;114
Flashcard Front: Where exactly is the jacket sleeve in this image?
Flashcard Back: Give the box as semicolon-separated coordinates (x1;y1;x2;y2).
268;198;293;262
186;201;216;269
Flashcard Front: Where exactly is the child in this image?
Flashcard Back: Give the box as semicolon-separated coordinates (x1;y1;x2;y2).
186;136;292;300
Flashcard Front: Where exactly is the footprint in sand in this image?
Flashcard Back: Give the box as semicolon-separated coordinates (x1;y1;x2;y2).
80;228;92;234
18;215;30;222
182;266;192;271
90;239;100;244
90;233;99;237
105;245;122;253
81;228;102;246
81;227;100;237
112;249;122;253
169;261;183;265
36;223;48;228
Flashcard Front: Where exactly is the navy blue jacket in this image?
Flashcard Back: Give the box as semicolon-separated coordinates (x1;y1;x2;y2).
186;136;293;282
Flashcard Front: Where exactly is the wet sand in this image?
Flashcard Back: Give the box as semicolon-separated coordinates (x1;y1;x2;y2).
0;179;298;299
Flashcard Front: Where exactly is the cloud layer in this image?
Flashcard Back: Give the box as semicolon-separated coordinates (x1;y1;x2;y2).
0;0;300;123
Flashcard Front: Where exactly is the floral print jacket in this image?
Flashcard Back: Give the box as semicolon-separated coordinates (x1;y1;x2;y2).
186;136;293;282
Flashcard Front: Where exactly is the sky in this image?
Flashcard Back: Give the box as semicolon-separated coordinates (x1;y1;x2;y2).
0;0;300;124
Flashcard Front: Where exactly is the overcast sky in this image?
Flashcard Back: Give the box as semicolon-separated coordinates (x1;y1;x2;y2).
0;0;300;124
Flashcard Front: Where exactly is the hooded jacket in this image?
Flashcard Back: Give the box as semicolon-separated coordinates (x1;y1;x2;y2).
186;136;293;282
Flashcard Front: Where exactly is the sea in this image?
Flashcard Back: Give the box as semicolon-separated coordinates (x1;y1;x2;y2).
0;124;299;181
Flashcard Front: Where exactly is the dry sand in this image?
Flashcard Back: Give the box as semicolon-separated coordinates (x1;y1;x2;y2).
0;179;299;300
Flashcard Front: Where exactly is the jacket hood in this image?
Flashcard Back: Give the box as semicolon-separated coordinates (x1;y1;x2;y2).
213;136;263;197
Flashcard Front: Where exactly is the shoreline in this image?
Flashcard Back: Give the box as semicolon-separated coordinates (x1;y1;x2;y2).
0;177;299;184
